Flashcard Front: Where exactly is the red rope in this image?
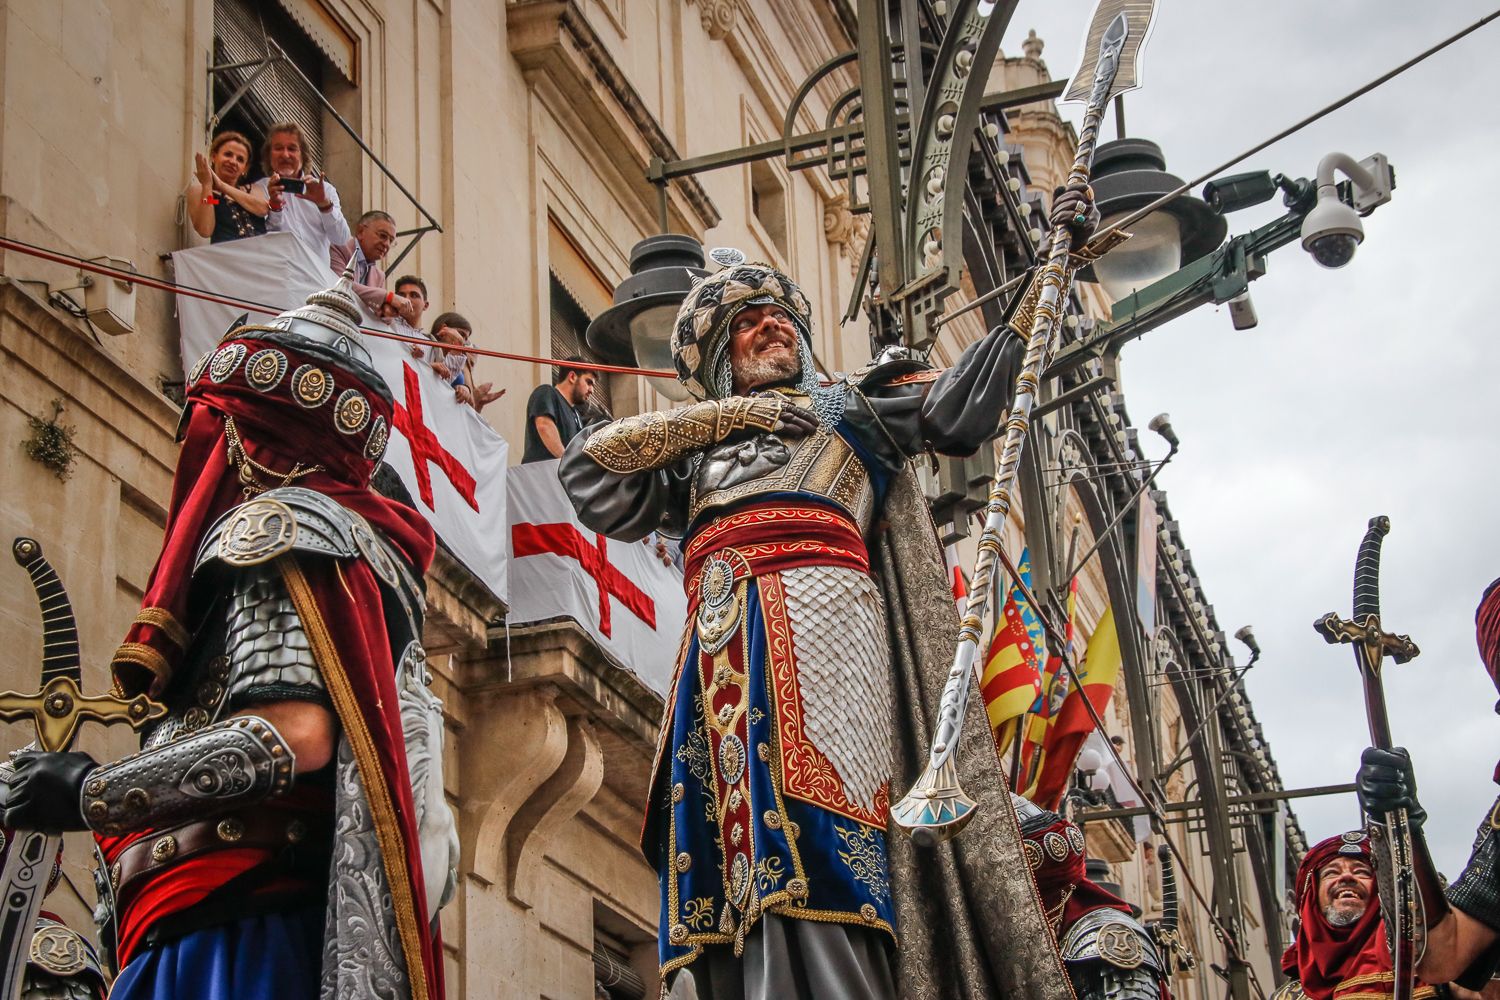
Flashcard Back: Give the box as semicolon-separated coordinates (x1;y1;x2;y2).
0;235;676;378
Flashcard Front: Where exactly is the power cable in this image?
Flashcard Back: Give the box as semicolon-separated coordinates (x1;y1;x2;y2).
0;235;673;378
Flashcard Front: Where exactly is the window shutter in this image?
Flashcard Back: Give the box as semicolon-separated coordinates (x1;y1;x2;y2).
549;274;611;414
213;0;326;171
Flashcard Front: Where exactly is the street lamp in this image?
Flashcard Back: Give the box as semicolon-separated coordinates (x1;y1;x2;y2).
1085;139;1227;300
585;234;707;401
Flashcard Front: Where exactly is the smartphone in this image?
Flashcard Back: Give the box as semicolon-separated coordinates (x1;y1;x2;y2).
279;177;306;194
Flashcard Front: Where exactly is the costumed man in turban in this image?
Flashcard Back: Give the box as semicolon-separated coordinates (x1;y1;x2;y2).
1275;830;1439;1000
0;274;458;999
1015;794;1171;999
1356;578;1500;995
561;189;1097;998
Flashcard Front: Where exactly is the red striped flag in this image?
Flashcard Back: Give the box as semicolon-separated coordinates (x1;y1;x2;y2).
1032;605;1123;810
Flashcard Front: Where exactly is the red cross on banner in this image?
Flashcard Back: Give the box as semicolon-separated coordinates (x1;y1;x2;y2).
512;522;656;637
392;363;479;512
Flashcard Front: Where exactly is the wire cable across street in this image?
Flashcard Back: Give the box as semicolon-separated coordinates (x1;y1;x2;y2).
0;235;675;379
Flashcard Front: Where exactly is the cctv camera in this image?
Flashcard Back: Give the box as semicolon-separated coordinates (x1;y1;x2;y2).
1300;188;1363;269
1227;291;1257;331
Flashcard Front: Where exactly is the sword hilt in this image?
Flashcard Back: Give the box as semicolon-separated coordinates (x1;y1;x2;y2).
1354;516;1390;622
11;540;80;687
0;676;162;753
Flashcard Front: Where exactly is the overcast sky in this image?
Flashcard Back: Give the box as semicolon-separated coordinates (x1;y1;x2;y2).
1005;0;1500;875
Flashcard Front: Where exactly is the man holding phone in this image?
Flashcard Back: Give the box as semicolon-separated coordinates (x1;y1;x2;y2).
254;122;351;256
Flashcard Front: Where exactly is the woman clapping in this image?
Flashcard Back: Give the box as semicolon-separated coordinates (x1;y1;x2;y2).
187;131;269;243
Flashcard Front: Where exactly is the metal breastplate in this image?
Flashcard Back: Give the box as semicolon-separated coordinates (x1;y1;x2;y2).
689;426;875;531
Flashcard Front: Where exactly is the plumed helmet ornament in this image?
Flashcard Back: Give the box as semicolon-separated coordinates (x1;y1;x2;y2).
670;259;815;400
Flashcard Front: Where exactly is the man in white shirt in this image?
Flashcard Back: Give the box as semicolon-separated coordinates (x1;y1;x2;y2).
253;122;351;256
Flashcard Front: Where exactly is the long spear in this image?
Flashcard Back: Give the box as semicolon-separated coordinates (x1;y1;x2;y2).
892;0;1157;845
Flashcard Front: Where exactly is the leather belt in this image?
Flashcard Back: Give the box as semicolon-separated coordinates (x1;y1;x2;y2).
112;808;331;903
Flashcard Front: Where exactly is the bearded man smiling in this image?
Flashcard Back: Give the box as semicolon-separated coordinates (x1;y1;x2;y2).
1275;832;1438;1000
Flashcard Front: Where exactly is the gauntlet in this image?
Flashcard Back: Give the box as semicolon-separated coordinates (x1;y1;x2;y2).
582;395;790;474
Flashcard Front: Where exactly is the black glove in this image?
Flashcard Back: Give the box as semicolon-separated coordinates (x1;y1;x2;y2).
1049;181;1101;247
1356;746;1426;827
0;751;98;833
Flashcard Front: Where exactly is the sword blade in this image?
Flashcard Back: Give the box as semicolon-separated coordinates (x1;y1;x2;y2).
0;829;60;1000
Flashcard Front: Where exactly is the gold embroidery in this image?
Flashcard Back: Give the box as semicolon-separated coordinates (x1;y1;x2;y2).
582;396;787;473
834;823;891;903
111;642;171;687
682;897;716;931
131;608;188;650
280;558;431;1000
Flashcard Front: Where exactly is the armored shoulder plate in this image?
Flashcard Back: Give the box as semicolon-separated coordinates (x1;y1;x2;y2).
1269;979;1307;1000
195;486;364;571
1448;793;1500;931
848;344;929;388
27;916;106;990
1011;791;1064;836
1062;909;1167;976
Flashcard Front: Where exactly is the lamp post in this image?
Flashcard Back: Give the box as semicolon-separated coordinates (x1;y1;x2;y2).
1050;151;1396;379
584;234;707;401
1084;139;1227;300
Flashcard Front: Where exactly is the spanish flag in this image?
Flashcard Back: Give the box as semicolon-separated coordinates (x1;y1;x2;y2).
1032;605;1123;810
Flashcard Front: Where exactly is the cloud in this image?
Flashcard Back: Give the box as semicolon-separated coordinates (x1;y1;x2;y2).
1010;0;1500;874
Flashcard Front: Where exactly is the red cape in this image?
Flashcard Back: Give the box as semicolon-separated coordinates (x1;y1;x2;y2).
108;339;442;999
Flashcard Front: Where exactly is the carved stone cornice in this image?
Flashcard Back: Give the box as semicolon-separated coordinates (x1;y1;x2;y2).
822;191;869;270
507;0;721;230
686;0;739;40
424;545;508;656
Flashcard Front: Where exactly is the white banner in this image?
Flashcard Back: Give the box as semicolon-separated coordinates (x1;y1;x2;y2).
172;234;510;603
506;461;686;698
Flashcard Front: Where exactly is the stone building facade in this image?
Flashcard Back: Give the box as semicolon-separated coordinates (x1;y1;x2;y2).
0;0;1300;997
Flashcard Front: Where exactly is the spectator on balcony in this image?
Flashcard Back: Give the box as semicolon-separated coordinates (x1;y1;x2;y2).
186;131;269;244
392;274;431;360
254;122;351;256
429;312;504;411
523;357;596;463
330;211;420;326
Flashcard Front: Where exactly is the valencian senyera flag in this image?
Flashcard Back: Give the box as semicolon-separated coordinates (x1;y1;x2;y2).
1032;604;1124;810
1015;575;1076;796
982;548;1047;749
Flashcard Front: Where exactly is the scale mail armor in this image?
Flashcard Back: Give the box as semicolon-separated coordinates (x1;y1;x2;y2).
1448;794;1500;931
1060;908;1168;1000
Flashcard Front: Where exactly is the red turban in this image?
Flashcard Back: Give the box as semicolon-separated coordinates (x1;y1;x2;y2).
1281;831;1426;1000
1018;805;1131;937
1476;578;1500;696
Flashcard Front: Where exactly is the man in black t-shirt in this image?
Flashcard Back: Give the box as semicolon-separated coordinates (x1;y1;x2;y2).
523;357;597;462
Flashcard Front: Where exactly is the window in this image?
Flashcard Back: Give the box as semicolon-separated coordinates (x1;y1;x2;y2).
549;275;612;416
592;901;650;1000
749;158;788;259
211;0;361;205
213;0;329;175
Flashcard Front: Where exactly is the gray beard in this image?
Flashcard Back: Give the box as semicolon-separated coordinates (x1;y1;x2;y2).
735;354;800;393
1324;903;1365;927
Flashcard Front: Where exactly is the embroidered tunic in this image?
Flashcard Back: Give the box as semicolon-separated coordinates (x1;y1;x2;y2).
561;326;1021;982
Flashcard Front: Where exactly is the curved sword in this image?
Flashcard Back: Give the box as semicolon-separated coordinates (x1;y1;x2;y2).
0;539;163;999
1313;516;1420;1000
